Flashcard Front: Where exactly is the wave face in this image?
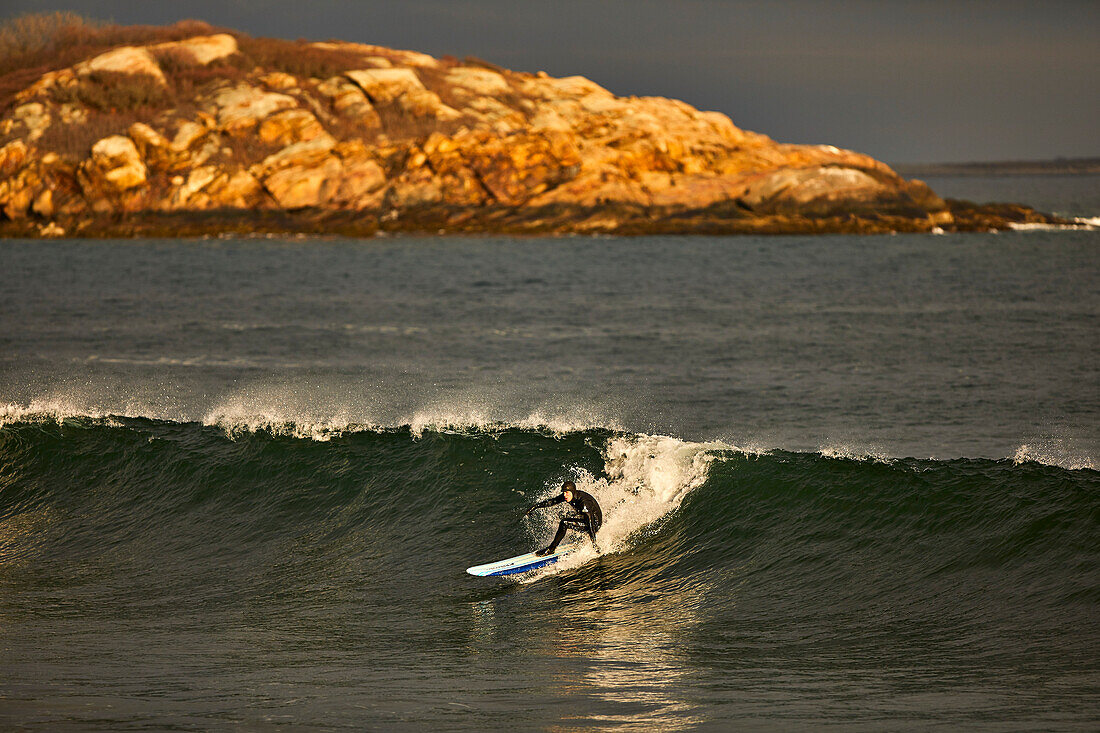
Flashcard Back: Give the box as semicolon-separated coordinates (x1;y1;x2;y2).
2;415;1097;729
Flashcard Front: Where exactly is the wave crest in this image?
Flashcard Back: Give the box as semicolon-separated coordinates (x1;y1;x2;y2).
0;399;109;427
201;395;625;441
520;433;729;581
1012;442;1096;471
4;400;1094;473
401;406;623;438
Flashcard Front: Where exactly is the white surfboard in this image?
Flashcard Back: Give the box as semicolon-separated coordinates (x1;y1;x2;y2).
466;548;570;577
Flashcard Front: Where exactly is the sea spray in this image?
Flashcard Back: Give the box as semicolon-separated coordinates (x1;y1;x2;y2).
1013;440;1097;471
518;433;731;580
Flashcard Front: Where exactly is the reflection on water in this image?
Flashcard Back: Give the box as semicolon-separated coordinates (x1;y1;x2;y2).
468;556;715;732
0;505;51;568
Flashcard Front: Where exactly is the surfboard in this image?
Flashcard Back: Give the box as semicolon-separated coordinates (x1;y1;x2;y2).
466;548;570;577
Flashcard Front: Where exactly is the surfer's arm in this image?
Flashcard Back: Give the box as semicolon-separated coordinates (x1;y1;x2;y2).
524;493;565;516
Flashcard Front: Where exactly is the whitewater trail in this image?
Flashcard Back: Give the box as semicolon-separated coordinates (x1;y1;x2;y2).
517;433;733;581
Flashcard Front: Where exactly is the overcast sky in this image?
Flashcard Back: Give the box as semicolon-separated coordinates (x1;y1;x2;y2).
5;0;1098;162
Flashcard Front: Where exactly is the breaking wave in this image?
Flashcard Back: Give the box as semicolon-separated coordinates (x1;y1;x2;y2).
1;407;1095;590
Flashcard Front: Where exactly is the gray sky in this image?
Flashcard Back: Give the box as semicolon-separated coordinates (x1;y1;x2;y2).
6;0;1098;162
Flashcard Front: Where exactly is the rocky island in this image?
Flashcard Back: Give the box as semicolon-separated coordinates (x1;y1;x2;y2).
0;18;1059;238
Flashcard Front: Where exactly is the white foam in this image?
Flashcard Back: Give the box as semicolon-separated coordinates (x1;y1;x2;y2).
402;405;623;438
0;399;108;426
1012;442;1096;471
1009;217;1099;232
196;388;629;441
202;411;362;441
518;433;726;581
202;394;365;441
819;442;894;464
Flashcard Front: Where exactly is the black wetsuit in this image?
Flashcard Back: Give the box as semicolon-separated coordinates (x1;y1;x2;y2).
529;489;603;554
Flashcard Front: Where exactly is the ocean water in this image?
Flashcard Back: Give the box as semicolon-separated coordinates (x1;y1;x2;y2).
1;176;1098;730
921;173;1100;220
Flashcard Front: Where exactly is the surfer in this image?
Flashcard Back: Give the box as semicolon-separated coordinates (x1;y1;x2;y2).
525;481;603;556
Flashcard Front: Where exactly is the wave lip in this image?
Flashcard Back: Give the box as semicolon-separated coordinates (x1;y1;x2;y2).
201;408;368;441
400;406;624;439
818;443;895;464
4;399;1096;472
0;399;109;427
1012;442;1097;471
199;397;627;441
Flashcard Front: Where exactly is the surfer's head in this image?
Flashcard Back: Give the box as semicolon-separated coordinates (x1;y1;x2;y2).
562;480;576;499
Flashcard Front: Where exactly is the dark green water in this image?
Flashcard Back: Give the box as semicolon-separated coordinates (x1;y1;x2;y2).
1;418;1096;730
1;176;1098;729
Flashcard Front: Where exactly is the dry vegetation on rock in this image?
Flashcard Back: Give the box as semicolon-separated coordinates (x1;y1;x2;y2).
0;13;1058;237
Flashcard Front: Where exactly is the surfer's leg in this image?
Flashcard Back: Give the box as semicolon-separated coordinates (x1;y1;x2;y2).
537;519;571;556
583;515;597;543
537;516;585;556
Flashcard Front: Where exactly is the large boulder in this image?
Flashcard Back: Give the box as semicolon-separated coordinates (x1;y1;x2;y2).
151;34;238;65
460;132;582;205
211;84;298;134
316;76;381;126
254;135;342;208
0;150;39;220
12;103;51;142
740;166;890;216
445;67;511;97
127;122;179;171
172;166;220;208
345;68;460;121
263;158;343;208
81;136;147;193
517;74;612;101
460;96;526;133
257;134;337;172
0;140;28;174
345;68;425;103
169;121;208;153
259;109;326;146
172;166;262;209
75;46;166;84
331;141;387;207
646;175;751;210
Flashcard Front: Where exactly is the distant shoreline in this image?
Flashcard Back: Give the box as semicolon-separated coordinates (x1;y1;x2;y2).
893;158;1100;177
